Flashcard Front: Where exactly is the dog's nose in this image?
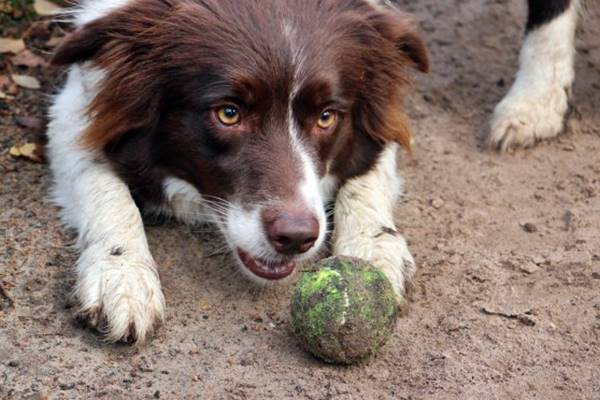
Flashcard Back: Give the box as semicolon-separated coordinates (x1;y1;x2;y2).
264;209;319;255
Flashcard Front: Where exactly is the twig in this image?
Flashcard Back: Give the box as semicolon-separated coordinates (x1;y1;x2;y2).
0;283;15;308
480;306;535;326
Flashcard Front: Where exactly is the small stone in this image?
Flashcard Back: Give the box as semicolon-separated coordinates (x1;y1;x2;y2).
154;390;161;399
59;383;76;390
522;223;538;233
531;255;546;265
591;272;600;280
519;262;541;274
8;360;19;367
431;198;444;209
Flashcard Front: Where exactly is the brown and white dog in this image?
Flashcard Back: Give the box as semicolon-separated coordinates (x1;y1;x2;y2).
47;0;429;343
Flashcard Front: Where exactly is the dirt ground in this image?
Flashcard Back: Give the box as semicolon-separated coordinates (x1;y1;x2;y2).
1;0;599;399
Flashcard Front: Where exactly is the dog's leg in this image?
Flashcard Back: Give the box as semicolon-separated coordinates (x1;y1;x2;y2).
47;66;165;343
332;143;415;303
489;0;579;151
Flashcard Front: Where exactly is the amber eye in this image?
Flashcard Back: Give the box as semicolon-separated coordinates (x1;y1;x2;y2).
317;110;337;130
216;105;241;126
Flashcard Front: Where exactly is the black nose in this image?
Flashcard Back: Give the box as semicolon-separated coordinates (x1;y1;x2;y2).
264;209;319;255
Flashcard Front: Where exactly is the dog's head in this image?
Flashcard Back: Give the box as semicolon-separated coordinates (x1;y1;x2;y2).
53;0;428;282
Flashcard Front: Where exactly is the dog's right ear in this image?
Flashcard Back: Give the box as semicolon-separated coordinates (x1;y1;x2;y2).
52;0;174;66
51;19;115;66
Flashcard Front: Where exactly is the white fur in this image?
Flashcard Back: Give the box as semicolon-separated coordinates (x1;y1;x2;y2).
489;0;580;151
291;130;328;254
47;63;165;343
319;172;339;203
332;143;415;300
72;0;132;26
160;177;208;224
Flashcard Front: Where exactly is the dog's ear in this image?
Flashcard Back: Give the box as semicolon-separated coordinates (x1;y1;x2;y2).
51;1;176;150
52;0;174;66
370;5;430;73
351;7;428;153
52;20;116;66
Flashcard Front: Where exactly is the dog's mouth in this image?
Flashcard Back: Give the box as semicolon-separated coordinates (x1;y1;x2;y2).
236;249;296;280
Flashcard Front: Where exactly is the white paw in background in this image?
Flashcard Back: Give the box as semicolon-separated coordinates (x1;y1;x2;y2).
488;2;578;152
74;247;165;344
334;228;415;303
489;83;571;151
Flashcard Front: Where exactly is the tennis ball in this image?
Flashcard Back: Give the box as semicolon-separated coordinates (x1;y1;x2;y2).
291;256;398;364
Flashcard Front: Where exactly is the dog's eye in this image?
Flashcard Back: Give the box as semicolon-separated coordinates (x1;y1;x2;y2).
216;105;241;126
317;110;337;130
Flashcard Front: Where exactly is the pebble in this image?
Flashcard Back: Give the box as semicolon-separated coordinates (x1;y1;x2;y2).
531;255;546;265
431;198;444;209
519;262;541;275
522;223;538;233
8;360;19;367
59;383;75;391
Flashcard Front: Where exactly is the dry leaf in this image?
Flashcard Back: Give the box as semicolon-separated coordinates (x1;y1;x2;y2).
34;0;63;16
9;143;44;163
0;75;10;89
11;50;48;68
11;74;41;90
0;38;26;54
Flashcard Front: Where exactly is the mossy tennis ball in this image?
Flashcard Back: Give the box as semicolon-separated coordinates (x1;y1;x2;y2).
291;256;398;364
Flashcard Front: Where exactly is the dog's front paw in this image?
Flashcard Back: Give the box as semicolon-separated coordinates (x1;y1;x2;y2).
74;250;165;344
489;84;570;151
334;228;415;302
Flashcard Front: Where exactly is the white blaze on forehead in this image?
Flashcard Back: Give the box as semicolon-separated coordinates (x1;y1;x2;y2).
284;18;327;247
287;85;328;249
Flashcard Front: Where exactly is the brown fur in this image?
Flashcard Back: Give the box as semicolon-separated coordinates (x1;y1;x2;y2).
52;0;428;206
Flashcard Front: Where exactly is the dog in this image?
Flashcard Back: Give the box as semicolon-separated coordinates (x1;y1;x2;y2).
47;0;429;343
489;0;582;151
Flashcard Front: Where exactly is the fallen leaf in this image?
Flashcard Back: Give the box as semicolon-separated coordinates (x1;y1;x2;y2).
34;0;63;16
11;74;41;90
11;50;48;68
0;75;10;89
0;38;26;54
9;146;21;157
9;142;45;163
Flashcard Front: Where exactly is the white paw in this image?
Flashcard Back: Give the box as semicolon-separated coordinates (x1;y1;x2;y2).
74;248;165;344
489;84;570;151
334;228;415;302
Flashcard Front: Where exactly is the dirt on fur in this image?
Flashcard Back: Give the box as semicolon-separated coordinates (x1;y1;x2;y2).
1;0;599;399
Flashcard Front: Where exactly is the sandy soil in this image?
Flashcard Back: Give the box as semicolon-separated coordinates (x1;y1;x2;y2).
1;0;599;399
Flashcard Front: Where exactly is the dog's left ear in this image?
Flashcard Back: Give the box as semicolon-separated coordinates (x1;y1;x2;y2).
372;6;430;73
352;7;429;153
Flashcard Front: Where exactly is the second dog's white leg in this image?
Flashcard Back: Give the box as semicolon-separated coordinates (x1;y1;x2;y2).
332;144;415;302
48;66;165;343
489;0;579;151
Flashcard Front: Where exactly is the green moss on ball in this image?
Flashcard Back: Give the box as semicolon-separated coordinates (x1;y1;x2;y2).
291;256;398;364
